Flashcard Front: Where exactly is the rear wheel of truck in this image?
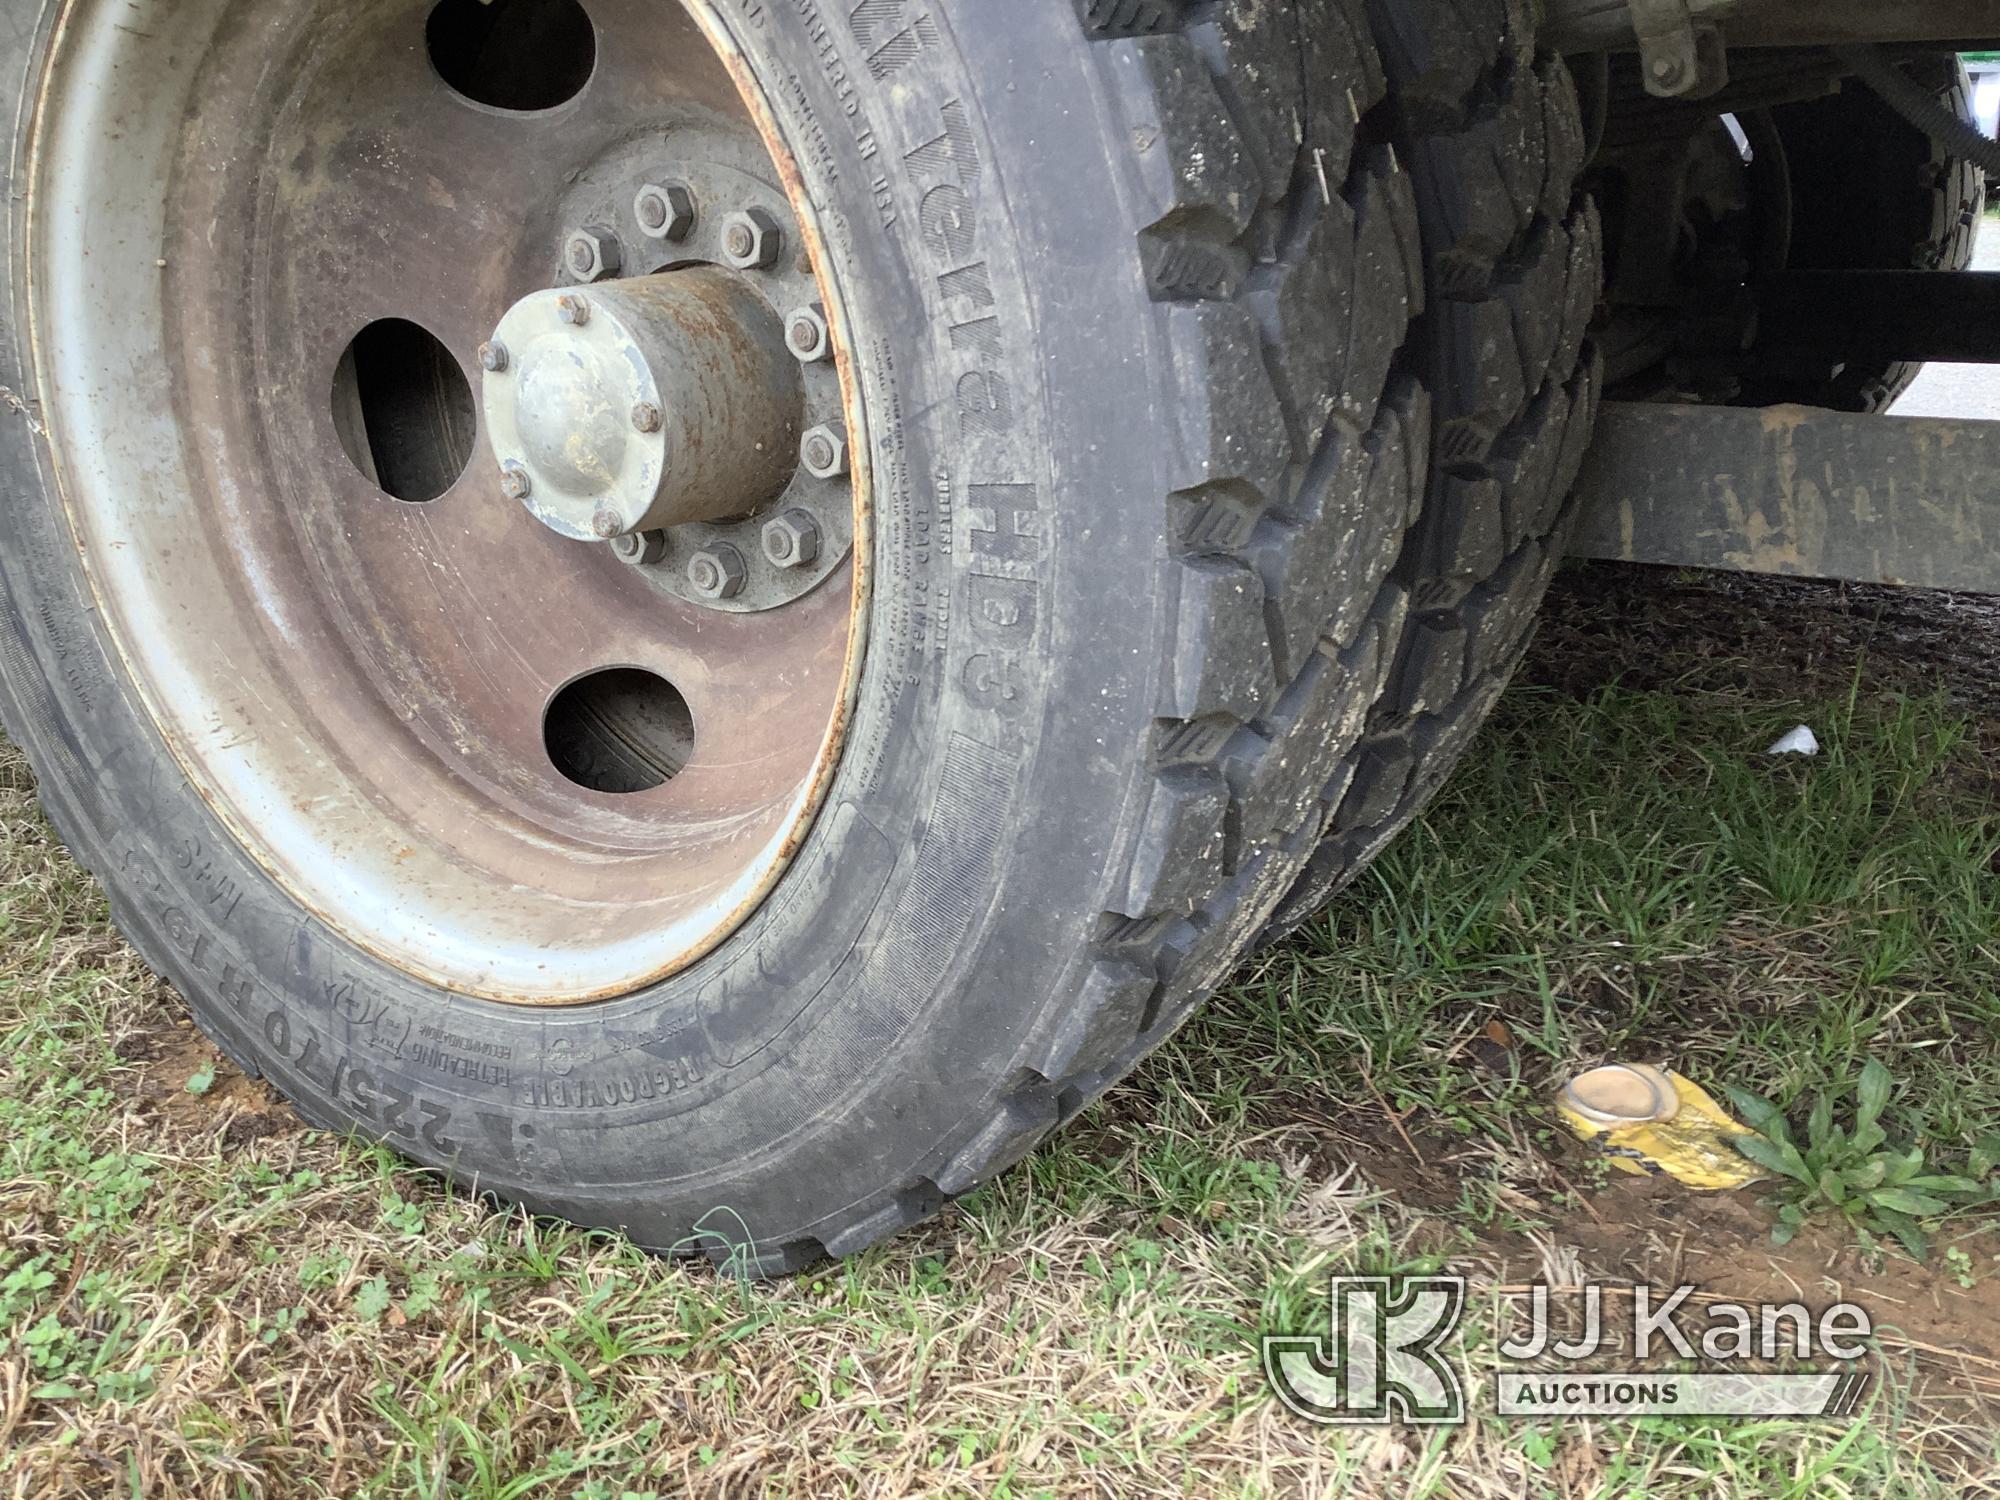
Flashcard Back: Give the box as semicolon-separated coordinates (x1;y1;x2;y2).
0;0;1456;1266
1739;53;1986;412
1595;51;1983;414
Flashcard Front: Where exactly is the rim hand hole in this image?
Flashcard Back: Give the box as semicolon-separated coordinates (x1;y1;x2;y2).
332;319;476;503
545;669;695;794
427;0;596;113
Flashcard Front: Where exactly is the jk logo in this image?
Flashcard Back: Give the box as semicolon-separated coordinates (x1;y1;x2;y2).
1262;1275;1468;1425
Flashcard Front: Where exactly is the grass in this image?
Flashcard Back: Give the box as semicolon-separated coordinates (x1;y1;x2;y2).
1294;675;2000;1151
3;567;1999;1496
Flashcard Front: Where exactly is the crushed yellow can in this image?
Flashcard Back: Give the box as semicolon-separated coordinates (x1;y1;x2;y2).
1556;1063;1765;1191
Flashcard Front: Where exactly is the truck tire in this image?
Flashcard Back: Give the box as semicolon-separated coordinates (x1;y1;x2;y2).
0;0;1450;1267
1265;0;1603;938
1739;53;1984;412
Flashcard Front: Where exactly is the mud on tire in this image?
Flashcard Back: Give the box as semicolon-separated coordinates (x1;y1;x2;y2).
1265;0;1604;939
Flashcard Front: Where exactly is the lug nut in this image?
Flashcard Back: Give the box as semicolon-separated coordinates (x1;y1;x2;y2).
635;182;696;242
614;530;670;567
800;421;850;480
564;226;623;283
478;341;509;374
687;544;749;601
631;402;663;434
720;208;783;271
556;294;590;327
762;508;823;570
786;304;831;363
500;462;533;501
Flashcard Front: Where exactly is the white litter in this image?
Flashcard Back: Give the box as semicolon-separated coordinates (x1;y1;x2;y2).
1764;725;1820;757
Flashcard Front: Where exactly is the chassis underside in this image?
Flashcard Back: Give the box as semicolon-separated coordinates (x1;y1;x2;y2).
1556;0;2000;594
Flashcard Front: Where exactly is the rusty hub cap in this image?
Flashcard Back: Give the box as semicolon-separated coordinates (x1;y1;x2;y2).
26;0;867;1003
485;271;802;541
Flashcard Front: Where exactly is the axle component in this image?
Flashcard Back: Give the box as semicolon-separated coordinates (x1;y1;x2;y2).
1754;271;2000;366
1549;1;2000;53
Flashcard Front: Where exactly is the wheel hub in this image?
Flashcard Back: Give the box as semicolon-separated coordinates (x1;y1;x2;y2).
504;138;853;614
484;268;802;541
